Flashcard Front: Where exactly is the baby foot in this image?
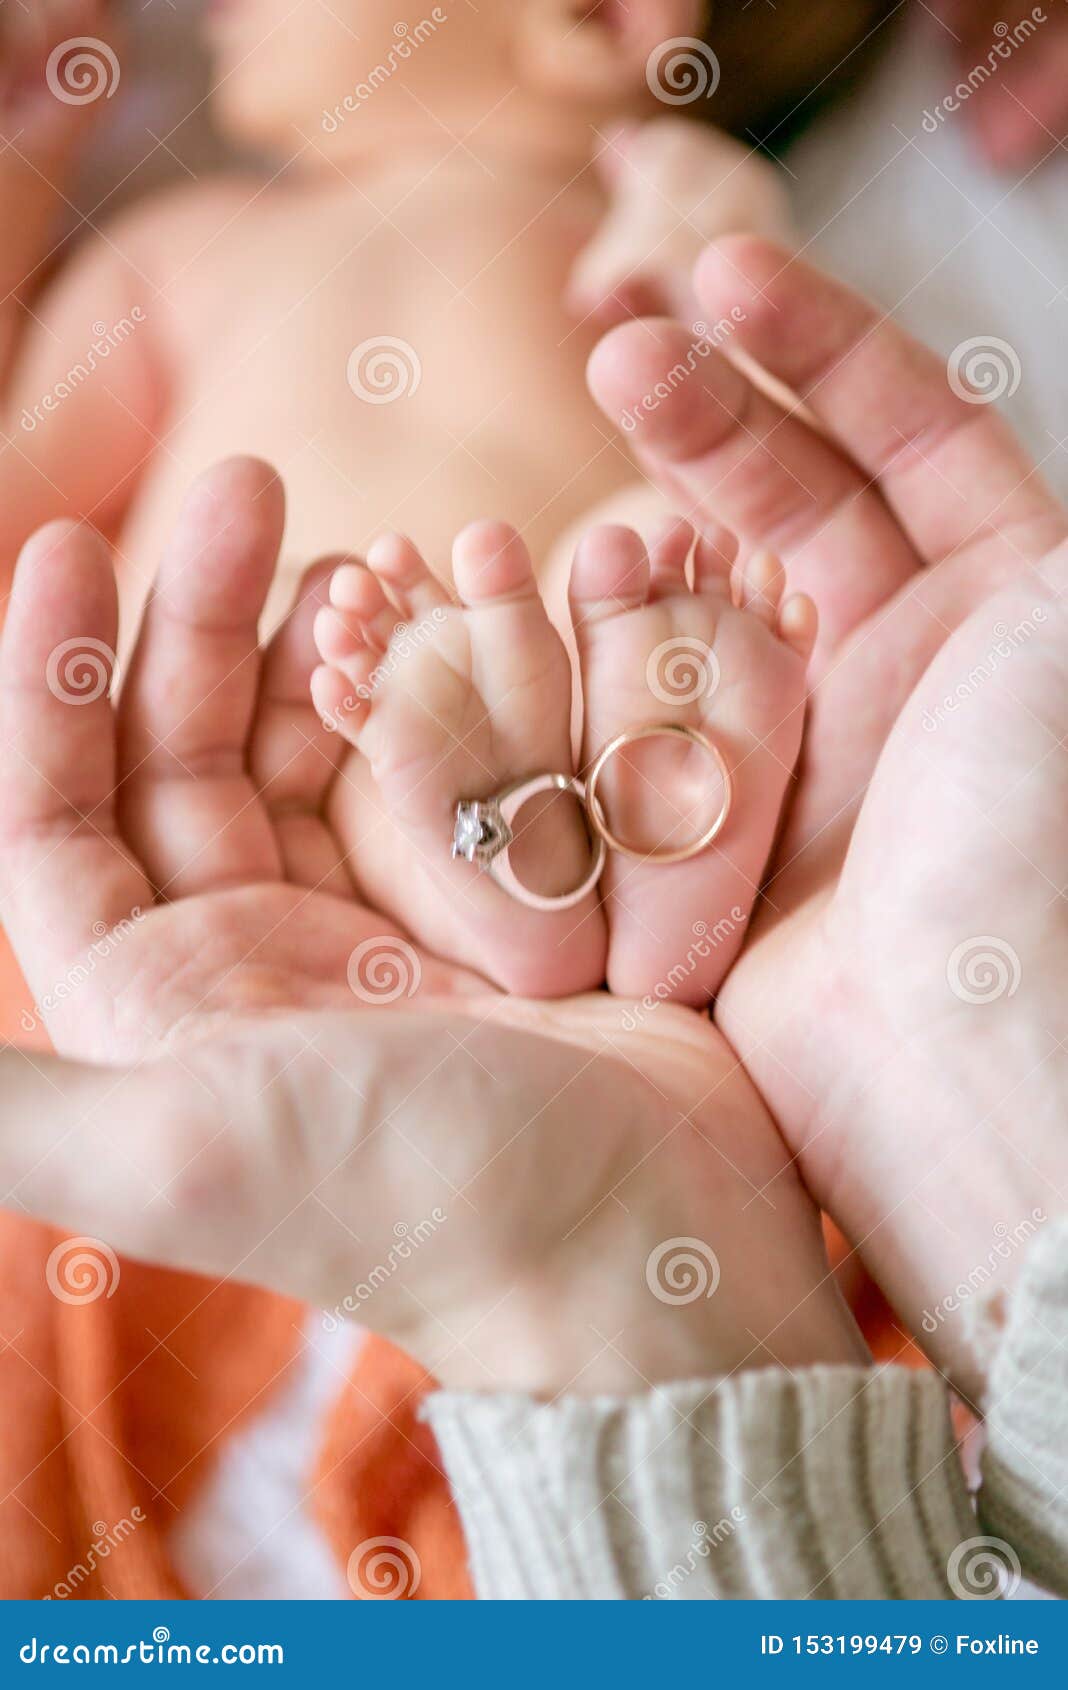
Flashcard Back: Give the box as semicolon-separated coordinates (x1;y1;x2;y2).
311;523;607;997
570;519;816;1006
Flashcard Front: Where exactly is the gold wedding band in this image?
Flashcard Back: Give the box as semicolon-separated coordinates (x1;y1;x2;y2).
585;723;733;865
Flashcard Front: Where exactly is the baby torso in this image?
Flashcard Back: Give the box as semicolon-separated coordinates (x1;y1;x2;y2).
118;164;634;623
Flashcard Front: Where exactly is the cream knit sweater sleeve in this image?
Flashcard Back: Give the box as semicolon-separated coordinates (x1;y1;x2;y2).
422;1219;1068;1600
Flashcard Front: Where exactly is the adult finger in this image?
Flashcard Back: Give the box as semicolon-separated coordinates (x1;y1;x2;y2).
0;521;149;1004
117;458;285;899
588;315;921;659
693;238;1067;571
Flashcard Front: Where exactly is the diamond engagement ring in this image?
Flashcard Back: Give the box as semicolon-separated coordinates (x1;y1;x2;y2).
452;773;606;911
585;723;733;864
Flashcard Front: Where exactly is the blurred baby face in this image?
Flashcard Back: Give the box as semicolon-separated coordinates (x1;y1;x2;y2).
203;0;509;150
203;1;904;156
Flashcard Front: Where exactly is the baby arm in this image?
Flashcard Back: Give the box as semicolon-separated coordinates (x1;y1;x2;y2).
568;117;793;330
0;228;167;585
0;6;165;583
0;0;167;574
0;0;119;379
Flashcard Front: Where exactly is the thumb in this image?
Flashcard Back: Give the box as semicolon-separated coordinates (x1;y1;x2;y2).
0;1044;260;1283
0;1028;387;1302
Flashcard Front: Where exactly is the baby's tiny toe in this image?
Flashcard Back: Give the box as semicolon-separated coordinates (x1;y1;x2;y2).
646;517;693;601
569;524;649;630
452;520;536;605
329;561;388;618
327;564;404;652
733;548;785;627
693;525;739;595
778;592;819;661
367;532;449;620
314;603;364;666
311;662;368;741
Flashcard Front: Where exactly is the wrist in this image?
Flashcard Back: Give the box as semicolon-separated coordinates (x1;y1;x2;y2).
414;1182;868;1398
840;1017;1068;1404
423;1291;742;1399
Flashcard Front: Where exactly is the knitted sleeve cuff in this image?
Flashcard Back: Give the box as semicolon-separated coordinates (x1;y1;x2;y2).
422;1365;976;1600
978;1215;1068;1596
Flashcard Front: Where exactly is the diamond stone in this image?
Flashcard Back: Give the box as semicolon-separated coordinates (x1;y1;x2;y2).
452;800;509;863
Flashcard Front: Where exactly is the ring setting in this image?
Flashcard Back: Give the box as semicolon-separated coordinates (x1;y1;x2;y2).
452;725;733;908
452;772;606;912
452;799;513;866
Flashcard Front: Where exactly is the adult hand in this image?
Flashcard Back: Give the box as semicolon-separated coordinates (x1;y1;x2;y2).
929;0;1068;171
588;239;1068;1400
0;457;477;1063
0;454;864;1398
0;998;865;1396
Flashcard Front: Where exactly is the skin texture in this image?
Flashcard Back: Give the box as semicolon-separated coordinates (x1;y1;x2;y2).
0;16;1063;1405
1;250;1065;1406
0;7;795;1003
0;0;762;630
0;4;923;1033
310;514;815;1002
587;238;1068;1404
310;520;608;999
0;1003;870;1396
0;457;866;1395
568;521;815;1000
